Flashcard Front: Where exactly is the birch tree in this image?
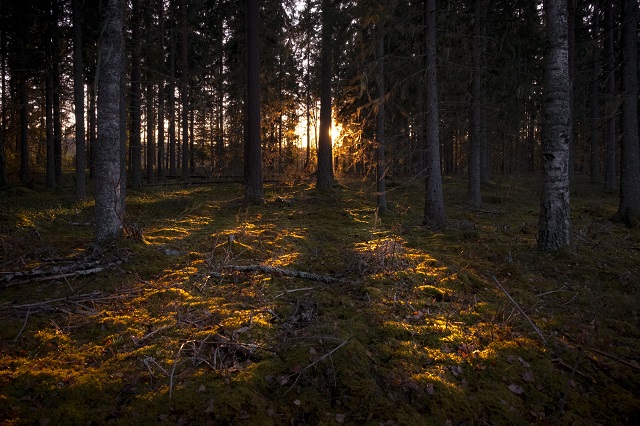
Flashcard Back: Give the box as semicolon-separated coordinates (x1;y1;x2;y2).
538;0;571;251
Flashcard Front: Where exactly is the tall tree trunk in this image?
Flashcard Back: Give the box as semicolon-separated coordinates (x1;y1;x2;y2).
73;0;86;201
216;17;224;170
52;0;62;185
88;78;96;179
145;2;155;182
158;83;165;180
146;82;155;181
567;0;575;181
589;1;600;182
616;0;640;224
604;0;616;192
244;0;263;203
189;100;194;173
46;29;56;188
317;0;334;188
423;0;446;227
130;0;143;190
180;0;189;179
19;71;29;186
169;3;177;176
0;0;6;188
375;24;387;214
95;0;124;243
305;1;311;171
468;0;486;207
157;0;165;180
538;0;571;251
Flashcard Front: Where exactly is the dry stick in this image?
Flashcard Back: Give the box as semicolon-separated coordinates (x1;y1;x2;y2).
587;347;640;371
285;337;353;394
274;287;315;299
13;307;31;343
490;274;546;344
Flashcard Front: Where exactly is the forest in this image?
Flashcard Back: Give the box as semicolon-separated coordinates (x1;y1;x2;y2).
0;0;639;424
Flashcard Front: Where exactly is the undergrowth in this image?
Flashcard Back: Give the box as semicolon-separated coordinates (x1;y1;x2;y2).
0;175;639;425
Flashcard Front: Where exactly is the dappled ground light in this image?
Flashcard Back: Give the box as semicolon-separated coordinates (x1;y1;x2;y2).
1;176;639;425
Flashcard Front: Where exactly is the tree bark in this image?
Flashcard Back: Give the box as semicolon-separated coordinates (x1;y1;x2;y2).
589;1;600;182
538;0;571;251
0;1;6;188
316;0;334;189
157;0;165;180
145;2;155;183
130;0;143;190
88;78;96;179
604;0;616;192
375;24;387;214
52;0;62;186
180;0;189;179
46;29;56;188
168;2;177;176
95;0;124;243
468;0;486;207
616;0;640;224
244;0;263;203
73;0;86;201
567;0;575;181
423;0;447;227
19;71;29;186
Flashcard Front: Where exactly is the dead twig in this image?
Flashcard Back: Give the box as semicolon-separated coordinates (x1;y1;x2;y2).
274;287;315;299
13;307;31;343
285;337;353;394
490;274;546;344
132;324;174;346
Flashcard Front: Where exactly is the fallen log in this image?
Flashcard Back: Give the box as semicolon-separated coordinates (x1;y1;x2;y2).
213;264;341;284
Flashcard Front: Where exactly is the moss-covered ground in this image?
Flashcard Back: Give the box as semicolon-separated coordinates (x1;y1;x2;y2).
0;175;639;425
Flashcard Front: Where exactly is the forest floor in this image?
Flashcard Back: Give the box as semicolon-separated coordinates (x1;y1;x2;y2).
0;174;639;425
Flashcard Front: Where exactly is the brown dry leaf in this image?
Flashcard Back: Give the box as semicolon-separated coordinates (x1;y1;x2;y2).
336;413;346;423
508;384;524;395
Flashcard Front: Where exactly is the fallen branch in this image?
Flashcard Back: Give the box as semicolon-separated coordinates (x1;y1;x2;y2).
2;288;144;313
216;265;340;284
490;274;546;344
2;257;127;288
587;347;640;371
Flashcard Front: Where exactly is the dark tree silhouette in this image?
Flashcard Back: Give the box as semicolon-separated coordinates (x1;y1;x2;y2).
423;0;446;227
244;0;263;203
73;0;86;201
316;0;334;189
616;0;640;224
